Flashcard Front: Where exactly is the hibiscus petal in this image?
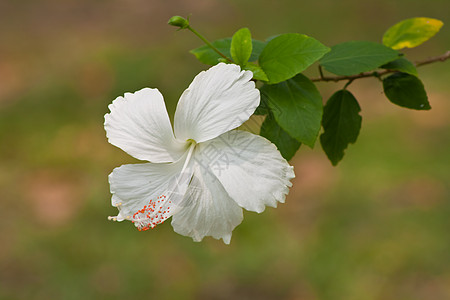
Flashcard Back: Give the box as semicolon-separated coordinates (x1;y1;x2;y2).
105;88;187;163
196;130;295;213
174;63;260;143
108;148;195;229
171;160;244;244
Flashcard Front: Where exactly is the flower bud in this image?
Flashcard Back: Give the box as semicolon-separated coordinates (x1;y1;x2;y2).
168;16;189;29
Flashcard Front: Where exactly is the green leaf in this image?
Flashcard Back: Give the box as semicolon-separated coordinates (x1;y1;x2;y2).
258;33;330;84
190;38;266;65
231;28;253;66
260;74;323;147
319;41;400;76
260;115;301;161
253;92;270;115
383;72;430;110
320;90;362;166
249;40;267;61
383;17;444;50
244;63;268;81
381;57;418;76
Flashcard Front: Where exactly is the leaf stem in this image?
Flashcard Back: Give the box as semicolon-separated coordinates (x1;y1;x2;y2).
343;79;355;89
318;65;325;79
187;25;233;63
311;50;450;82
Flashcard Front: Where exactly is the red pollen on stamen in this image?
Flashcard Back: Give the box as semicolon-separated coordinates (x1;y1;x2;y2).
132;194;169;231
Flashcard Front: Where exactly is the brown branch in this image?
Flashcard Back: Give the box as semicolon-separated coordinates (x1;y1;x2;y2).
310;50;450;83
415;50;450;67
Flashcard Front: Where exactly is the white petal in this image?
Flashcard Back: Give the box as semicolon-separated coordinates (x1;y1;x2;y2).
196;130;295;213
105;88;187;163
174;63;260;143
108;148;195;228
171;159;243;244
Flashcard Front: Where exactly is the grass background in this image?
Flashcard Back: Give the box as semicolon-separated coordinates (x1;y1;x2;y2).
0;0;449;299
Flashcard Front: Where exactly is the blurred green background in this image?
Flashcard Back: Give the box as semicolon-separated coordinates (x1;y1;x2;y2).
1;0;449;299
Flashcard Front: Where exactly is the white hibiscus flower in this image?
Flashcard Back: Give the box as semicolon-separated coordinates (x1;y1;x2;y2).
105;63;295;244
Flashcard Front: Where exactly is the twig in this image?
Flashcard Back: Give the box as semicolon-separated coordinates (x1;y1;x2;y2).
310;51;450;82
415;50;450;67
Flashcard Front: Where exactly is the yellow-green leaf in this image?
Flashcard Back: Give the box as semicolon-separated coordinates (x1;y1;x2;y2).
244;63;269;81
383;17;443;50
259;33;329;84
231;28;253;66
